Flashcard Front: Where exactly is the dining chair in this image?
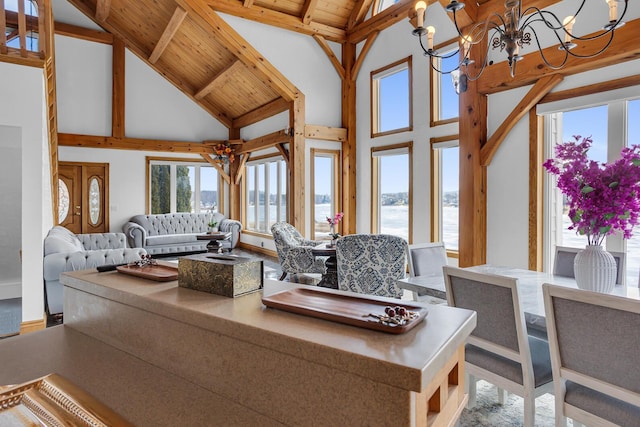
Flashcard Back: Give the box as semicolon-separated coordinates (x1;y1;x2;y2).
443;266;554;427
271;222;327;281
553;246;626;285
406;242;447;302
336;234;407;298
543;284;640;427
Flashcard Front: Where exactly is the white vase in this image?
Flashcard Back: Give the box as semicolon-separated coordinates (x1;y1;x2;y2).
573;245;617;293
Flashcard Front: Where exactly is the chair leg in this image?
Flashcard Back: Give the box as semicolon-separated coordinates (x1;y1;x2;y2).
466;374;477;409
279;272;287;281
523;396;535;427
497;387;507;405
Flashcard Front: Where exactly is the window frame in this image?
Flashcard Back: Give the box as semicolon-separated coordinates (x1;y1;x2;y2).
430;39;460;127
370;141;413;243
430;135;459;258
370;56;413;138
241;153;288;237
310;148;341;240
145;156;223;215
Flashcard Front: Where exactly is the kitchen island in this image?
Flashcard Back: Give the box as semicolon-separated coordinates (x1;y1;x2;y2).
0;266;476;426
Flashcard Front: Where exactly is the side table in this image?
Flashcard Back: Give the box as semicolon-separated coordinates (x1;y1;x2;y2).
311;245;338;289
197;232;232;254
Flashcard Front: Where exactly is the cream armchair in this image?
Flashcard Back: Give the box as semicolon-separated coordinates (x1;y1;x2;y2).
271;222;326;281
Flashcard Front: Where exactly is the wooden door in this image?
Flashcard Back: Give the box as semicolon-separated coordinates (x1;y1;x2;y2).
58;162;109;234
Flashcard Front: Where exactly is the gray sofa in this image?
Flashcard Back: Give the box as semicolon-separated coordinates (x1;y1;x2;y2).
44;226;147;315
122;213;241;256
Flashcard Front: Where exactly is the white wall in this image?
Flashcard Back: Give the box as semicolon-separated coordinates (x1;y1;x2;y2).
0;62;48;321
0;126;22;299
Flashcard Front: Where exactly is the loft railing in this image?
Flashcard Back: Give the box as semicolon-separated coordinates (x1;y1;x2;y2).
0;0;49;65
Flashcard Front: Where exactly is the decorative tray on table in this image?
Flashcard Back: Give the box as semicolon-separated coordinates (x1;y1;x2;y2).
116;260;178;281
262;287;428;334
0;373;132;426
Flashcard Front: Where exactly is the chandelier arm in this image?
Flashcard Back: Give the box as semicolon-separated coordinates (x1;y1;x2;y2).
521;9;564;31
417;33;461;61
463;29;498;82
564;31;616;59
429;58;460;75
522;17;567;48
527;26;569;71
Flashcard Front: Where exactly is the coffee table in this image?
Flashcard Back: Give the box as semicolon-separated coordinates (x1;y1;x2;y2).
197;232;232;254
311;245;338;289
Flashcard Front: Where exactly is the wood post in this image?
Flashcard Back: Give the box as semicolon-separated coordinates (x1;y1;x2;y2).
342;42;357;235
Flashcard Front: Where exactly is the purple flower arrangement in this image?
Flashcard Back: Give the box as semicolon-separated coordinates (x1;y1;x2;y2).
543;135;640;246
327;212;344;240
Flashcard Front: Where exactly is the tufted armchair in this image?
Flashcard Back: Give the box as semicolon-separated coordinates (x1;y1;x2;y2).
44;226;147;316
336;234;407;298
271;222;327;281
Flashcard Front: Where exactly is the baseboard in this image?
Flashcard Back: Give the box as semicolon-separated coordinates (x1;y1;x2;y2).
238;242;277;258
20;316;46;335
0;282;21;300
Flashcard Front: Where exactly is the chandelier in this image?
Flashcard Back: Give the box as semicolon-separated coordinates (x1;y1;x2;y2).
412;0;628;81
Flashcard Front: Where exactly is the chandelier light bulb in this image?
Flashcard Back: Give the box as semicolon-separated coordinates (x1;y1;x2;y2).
426;26;435;51
606;0;617;23
415;1;427;28
562;15;575;43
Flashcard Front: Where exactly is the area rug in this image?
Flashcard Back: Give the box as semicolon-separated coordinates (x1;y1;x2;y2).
458;380;558;427
0;298;21;338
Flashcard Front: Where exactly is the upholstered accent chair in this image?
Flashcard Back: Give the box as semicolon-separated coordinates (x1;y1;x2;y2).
406;242;448;302
443;266;554;427
543;284;640;427
336;234;407;299
554;246;626;285
271;222;326;281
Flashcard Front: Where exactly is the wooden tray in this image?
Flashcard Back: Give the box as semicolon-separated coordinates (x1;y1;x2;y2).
262;287;428;334
116;264;178;281
0;373;132;426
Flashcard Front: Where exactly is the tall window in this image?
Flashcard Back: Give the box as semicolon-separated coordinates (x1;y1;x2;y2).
371;57;412;137
431;136;459;253
430;44;460;126
148;159;220;214
311;149;340;240
4;1;39;52
371;143;412;242
545;98;640;284
244;156;287;234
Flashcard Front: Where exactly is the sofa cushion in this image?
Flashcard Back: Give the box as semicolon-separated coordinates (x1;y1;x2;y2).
44;226;84;256
129;213;209;236
145;233;200;246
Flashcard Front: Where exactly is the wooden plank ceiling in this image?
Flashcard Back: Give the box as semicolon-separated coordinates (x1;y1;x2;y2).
66;0;362;129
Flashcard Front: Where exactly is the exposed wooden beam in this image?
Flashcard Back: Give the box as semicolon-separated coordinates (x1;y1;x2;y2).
200;154;231;184
0;0;7;54
234;130;292;155
65;0;233;128
112;37;125;139
17;0;26;57
342;42;357;235
304;125;347;142
276;143;290;165
540;74;640;105
351;31;378;80
477;0;560;22
243;0;254;7
58;133;214;153
481;74;563;166
234;153;250;185
203;0;345;43
55;22;113;44
437;0;476;28
528;110;544;272
232;97;290;129
149;6;187;64
0;50;44;67
95;0;111;22
312;35;345;80
348;0;414;44
195;59;242;100
477;17;640;95
347;0;373;30
290;95;306;232
301;0;319;25
229;127;241;220
178;0;300;102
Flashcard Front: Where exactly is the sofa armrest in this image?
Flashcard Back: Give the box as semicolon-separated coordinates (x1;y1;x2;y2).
77;232;128;250
123;222;147;248
43;248;147;281
301;238;323;247
219;218;242;248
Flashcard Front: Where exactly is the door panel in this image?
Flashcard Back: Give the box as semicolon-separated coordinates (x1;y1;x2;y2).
58;162;109;234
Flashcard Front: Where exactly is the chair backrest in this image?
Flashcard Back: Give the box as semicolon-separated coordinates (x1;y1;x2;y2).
336;234;407;298
543;284;640;409
407;242;447;277
443;266;530;364
554;246;626;284
271;222;305;263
